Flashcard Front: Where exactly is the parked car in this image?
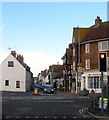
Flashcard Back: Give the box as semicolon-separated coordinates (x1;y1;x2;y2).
43;85;54;94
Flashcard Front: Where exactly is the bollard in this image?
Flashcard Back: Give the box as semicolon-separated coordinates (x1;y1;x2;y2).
34;88;38;95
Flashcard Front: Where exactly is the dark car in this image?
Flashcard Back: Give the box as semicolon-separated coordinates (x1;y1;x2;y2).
43;85;54;94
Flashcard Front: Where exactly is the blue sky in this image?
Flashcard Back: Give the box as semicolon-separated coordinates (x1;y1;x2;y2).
1;2;108;76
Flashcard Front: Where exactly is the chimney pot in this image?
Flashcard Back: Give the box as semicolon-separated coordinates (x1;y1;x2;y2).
11;51;16;58
95;16;102;26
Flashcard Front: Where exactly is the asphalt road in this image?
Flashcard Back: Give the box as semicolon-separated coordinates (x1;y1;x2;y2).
2;91;94;119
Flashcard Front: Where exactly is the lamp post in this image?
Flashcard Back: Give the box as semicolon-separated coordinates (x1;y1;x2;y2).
77;26;81;93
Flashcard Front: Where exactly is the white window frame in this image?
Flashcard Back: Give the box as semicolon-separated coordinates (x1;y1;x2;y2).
85;43;90;53
88;76;100;89
8;61;14;67
98;41;109;51
73;48;75;56
73;37;75;43
5;80;9;86
73;61;75;71
86;59;90;69
107;57;109;69
16;81;20;88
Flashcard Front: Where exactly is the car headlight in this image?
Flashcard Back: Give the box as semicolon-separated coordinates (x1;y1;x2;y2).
44;89;46;91
51;89;54;91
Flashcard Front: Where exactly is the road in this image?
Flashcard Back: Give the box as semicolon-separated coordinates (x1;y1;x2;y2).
1;91;95;119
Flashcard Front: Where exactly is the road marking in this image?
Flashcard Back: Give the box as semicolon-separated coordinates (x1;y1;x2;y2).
44;116;47;118
62;117;66;118
35;116;39;118
16;116;20;118
33;100;74;103
25;116;29;118
54;116;57;118
6;116;10;118
73;117;77;118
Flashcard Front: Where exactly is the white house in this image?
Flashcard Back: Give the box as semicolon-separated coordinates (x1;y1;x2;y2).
0;51;33;92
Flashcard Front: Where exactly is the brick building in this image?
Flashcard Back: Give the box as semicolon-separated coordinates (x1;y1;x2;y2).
72;16;109;94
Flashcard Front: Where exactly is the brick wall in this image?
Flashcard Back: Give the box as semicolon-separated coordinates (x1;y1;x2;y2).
80;41;109;70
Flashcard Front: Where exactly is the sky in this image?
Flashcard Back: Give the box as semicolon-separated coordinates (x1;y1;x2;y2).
0;1;108;76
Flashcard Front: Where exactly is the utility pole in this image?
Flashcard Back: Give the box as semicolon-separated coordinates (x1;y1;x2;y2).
77;26;81;93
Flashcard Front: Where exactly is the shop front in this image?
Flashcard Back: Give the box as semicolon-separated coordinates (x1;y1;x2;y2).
81;72;102;93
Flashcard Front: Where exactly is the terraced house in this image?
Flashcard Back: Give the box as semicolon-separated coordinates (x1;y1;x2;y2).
72;16;109;94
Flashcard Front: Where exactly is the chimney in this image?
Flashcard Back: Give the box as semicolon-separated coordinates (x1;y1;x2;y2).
17;54;24;63
95;16;102;26
11;51;16;58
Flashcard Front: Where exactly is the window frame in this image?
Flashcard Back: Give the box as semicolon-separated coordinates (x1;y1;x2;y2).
86;59;90;69
73;48;75;56
88;76;100;89
5;80;9;86
8;61;14;67
98;41;109;51
73;61;75;71
16;81;20;88
107;57;109;69
85;43;90;53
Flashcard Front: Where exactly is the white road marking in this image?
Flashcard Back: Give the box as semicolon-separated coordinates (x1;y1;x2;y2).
73;116;77;118
6;116;10;118
33;100;74;103
54;116;57;118
16;116;20;118
35;116;39;118
63;116;66;118
25;116;29;118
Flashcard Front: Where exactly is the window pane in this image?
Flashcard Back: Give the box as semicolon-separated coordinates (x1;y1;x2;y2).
108;57;109;68
98;42;102;51
16;81;20;88
5;80;9;86
85;44;90;53
8;61;14;67
86;59;90;69
88;77;93;88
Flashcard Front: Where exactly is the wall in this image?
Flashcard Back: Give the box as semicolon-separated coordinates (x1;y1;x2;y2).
0;54;26;92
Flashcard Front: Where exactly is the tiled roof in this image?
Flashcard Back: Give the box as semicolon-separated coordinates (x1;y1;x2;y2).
52;65;63;79
82;21;109;43
73;28;89;42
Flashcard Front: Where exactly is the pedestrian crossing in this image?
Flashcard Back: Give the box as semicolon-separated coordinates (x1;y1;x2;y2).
3;116;77;119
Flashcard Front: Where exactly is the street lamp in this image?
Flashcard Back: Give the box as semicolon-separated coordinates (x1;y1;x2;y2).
77;26;81;93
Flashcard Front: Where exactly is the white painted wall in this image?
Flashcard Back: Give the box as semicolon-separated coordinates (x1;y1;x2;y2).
0;54;26;92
